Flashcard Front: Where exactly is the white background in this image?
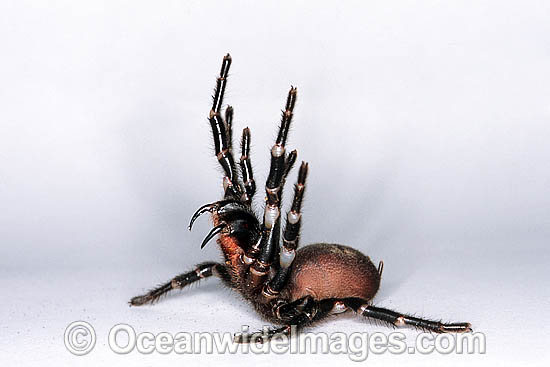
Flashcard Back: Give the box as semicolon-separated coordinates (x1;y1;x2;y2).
1;1;549;365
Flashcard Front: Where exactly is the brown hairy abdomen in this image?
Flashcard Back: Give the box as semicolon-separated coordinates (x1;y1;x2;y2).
285;243;380;302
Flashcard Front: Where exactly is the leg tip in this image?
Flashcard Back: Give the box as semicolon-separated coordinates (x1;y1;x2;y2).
233;333;265;344
440;322;472;333
129;295;151;306
233;333;246;344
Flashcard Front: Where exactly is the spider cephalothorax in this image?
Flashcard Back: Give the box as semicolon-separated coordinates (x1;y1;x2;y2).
130;54;472;341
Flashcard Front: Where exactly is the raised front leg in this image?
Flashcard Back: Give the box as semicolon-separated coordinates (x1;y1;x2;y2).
207;54;245;199
129;262;227;306
245;87;298;290
239;127;256;205
266;161;309;295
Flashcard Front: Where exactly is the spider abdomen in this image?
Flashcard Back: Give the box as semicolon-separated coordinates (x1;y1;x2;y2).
285;243;381;302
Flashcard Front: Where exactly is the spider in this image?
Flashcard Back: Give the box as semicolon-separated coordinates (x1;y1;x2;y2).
130;54;472;342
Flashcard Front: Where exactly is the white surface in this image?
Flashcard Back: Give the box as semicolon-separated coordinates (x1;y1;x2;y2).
2;250;549;366
1;1;549;365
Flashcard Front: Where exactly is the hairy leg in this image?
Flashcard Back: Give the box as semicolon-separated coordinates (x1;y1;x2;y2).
129;262;228;306
234;297;338;343
266;161;309;294
239;127;256;205
245;87;298;290
207;54;244;199
343;298;472;333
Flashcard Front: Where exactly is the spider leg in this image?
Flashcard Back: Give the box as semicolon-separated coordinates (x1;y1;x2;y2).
225;105;234;153
239;127;256;205
246;87;298;289
265;161;308;294
234;296;335;343
208;54;243;199
129;262;228;306
343;298;472;333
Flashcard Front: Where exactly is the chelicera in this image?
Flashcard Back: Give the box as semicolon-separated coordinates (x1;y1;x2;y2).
130;54;472;342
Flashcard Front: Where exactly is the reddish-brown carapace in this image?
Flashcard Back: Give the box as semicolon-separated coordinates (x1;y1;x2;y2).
130;54;472;342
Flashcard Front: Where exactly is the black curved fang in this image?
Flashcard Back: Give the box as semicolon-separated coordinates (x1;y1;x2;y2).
189;202;218;230
200;224;226;249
